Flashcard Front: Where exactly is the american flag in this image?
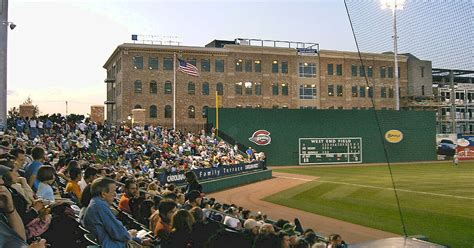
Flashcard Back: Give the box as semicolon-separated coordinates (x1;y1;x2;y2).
177;58;200;77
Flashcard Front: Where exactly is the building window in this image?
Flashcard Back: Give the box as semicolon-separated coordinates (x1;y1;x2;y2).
134;104;142;109
202;106;208;118
359;86;366;97
133;56;143;69
255;83;262;95
388;66;394;78
368;66;373;77
422;85;425;96
421;66;425;77
163;57;173;70
272;82;279;95
351;65;357;76
337;85;343;97
201;59;211;72
327;64;334;75
202;82;210;95
256;104;262;109
360;66;366;77
282;61;288;74
244;82;252;95
149;57;159;70
216;82;224;96
165;105;172;118
299;84;317;99
368;86;374;98
272;105;279;109
188;105;195;118
381;87;387;98
150;81;157;94
328;85;334;96
336;64;343;76
352;86;358;97
299;63;316;78
188;82;195;95
380;66;386;78
150;105;157;118
389;86;394;98
246;105;252;109
134;80;142;93
254;60;262;72
187;58;197;66
245;60;252;72
164;81;172;94
215;59;224;72
235;59;243;72
235;82;243;95
398;68;401;78
272;60;279;73
282;83;289;96
236;105;243;108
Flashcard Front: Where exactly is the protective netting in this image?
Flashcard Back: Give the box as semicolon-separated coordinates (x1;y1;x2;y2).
345;0;473;70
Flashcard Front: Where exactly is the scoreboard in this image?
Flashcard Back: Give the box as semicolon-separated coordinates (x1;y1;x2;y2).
299;137;363;165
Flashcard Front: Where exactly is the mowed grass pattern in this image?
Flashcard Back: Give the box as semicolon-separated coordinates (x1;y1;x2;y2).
266;163;474;248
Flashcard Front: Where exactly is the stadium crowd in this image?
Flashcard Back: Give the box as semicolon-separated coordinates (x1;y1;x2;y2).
0;116;346;248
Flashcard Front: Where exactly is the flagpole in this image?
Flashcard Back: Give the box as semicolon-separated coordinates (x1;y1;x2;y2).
173;52;176;130
216;90;219;136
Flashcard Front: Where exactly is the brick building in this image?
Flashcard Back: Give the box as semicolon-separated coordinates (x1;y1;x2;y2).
103;38;429;129
90;105;105;124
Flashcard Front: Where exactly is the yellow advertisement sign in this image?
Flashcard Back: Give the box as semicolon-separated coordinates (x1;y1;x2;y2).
385;130;403;143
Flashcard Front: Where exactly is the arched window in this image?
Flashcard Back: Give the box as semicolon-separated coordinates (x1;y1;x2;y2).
134;104;142;109
134;80;142;93
150;105;157;118
217;82;224;96
165;105;172;118
235;82;243;95
202;82;210;95
164;81;172;94
202;106;208;118
188;105;195;118
150;81;157;94
188;82;195;95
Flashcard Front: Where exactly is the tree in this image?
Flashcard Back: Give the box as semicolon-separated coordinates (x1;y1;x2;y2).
22;96;40;117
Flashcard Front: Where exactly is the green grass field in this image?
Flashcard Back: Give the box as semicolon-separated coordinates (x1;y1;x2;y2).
266;163;474;248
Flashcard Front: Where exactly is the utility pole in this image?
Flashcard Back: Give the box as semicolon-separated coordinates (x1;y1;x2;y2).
0;0;9;131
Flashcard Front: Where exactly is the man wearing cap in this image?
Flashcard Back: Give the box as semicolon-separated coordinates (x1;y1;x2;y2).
183;190;203;211
280;223;300;247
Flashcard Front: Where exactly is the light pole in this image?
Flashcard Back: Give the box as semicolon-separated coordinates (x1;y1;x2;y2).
381;0;405;111
0;0;13;131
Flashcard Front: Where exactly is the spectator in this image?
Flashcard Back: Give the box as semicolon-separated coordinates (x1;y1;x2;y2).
183;190;203;210
24;146;45;191
118;179;138;214
80;167;99;209
83;177;151;248
253;233;283;248
189;206;222;248
243;219;261;246
153;199;177;240
65;166;82;202
184;171;202;194
327;234;346;248
223;207;242;230
36;165;56;203
162;209;195;247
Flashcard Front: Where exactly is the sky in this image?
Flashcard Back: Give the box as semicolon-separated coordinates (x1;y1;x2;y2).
7;0;355;115
7;0;473;115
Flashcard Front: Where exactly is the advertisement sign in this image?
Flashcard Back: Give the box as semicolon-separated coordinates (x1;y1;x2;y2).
456;135;474;160
158;161;264;185
385;130;403;143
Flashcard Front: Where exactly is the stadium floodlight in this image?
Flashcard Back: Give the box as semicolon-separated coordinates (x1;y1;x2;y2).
381;0;405;111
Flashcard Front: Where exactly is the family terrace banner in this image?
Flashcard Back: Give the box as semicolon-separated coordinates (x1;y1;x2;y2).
158;161;265;185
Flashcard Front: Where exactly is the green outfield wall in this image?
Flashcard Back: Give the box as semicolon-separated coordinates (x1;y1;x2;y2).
207;109;436;166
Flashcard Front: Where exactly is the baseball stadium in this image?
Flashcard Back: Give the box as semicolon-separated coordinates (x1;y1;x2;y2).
1;0;473;248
